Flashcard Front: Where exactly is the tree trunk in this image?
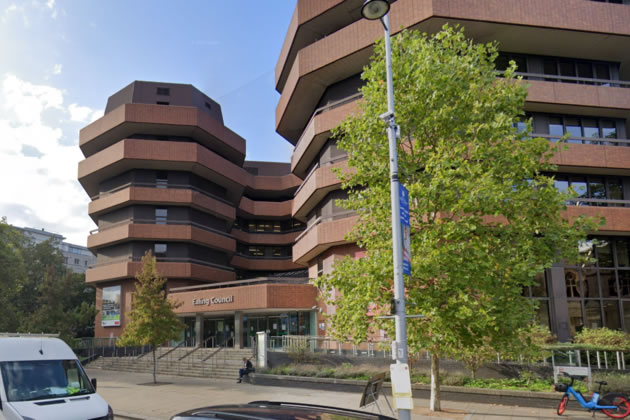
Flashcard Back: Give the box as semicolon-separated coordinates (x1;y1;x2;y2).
471;368;477;381
152;348;157;384
430;354;441;411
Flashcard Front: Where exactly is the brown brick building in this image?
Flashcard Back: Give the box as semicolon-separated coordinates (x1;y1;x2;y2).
274;0;630;343
80;0;630;345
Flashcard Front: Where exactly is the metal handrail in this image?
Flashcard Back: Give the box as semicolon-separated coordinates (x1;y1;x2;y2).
234;253;292;260
233;226;305;235
89;255;234;272
89;218;233;238
157;339;189;360
498;70;630;88
90;181;232;205
178;338;210;361
566;198;630;205
533;133;630;145
201;344;225;363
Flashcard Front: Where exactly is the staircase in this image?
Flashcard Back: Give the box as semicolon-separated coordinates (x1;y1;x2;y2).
85;347;255;380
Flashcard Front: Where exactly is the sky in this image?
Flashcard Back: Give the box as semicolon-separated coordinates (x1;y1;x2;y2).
0;0;297;245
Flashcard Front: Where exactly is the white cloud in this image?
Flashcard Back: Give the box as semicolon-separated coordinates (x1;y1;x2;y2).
52;63;62;75
0;74;97;245
68;103;92;122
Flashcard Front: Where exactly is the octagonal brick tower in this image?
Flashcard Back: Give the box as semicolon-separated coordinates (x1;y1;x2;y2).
79;81;313;343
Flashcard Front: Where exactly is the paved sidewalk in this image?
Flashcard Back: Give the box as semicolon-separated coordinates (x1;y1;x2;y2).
86;368;601;420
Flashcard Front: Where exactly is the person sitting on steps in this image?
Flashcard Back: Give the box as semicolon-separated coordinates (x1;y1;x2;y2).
237;357;254;383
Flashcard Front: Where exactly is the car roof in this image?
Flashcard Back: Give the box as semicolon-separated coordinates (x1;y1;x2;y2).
0;337;76;362
172;401;396;420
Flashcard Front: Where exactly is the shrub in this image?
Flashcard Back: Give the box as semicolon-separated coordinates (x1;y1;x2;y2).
574;328;630;351
593;372;630;393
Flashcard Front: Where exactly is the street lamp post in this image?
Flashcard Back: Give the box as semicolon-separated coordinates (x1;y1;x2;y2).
361;2;410;420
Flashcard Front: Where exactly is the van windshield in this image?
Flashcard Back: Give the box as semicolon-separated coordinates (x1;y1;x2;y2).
0;360;94;402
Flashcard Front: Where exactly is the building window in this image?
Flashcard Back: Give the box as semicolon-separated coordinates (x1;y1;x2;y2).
74;258;80;265
84;260;88;266
154;243;167;257
155;208;168;224
156;101;170;105
552;174;623;206
272;247;284;257
547;115;617;143
64;257;68;264
248;246;264;257
204;101;212;110
543;57;613;85
495;53;528;73
317;260;324;278
156;171;168;188
156;87;170;96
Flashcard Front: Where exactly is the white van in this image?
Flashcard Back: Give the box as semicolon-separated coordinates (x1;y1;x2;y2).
0;335;113;420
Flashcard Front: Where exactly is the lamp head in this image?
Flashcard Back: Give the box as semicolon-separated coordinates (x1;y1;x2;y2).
361;0;390;20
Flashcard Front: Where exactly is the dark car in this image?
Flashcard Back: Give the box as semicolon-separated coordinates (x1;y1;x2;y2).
170;401;396;420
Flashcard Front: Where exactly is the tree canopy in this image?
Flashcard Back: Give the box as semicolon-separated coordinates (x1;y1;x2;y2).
0;218;96;341
315;25;600;410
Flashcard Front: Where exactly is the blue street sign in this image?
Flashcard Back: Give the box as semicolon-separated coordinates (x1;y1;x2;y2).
400;185;411;276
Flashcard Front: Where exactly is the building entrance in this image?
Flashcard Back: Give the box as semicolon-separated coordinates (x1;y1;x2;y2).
203;317;234;347
242;312;311;347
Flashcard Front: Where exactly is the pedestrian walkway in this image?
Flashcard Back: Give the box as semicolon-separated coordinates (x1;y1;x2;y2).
85;368;599;420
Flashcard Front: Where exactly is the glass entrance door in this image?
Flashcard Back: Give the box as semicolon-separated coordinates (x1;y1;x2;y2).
268;317;281;337
244;317;266;347
203;318;235;348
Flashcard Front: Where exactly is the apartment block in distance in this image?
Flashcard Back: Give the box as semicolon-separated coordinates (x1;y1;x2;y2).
17;226;95;274
78;81;314;346
275;0;630;342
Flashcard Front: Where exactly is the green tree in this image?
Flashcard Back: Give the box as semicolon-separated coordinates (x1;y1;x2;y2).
16;239;66;317
0;218;25;332
117;251;184;383
316;25;600;411
21;269;97;342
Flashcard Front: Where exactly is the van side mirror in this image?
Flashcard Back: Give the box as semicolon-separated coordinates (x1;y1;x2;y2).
91;378;97;391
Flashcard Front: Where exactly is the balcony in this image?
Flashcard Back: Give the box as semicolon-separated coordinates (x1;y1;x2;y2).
231;228;302;246
238;197;293;218
230;254;303;271
79;103;246;165
566;204;630;234
77;139;247;201
88;182;235;222
291;93;360;178
292;159;352;221
292;212;358;265
86;257;235;284
87;219;236;253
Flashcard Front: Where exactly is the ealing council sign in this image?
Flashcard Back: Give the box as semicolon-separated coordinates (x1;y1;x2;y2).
192;296;234;306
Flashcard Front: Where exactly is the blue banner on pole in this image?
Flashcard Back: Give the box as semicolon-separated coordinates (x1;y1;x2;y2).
400;185;411;276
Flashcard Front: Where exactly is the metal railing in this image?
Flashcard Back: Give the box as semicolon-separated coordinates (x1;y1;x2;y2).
264;335;629;371
533;133;630;146
501;70;630;88
90;181;232;205
89;255;234;272
89;218;233;238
